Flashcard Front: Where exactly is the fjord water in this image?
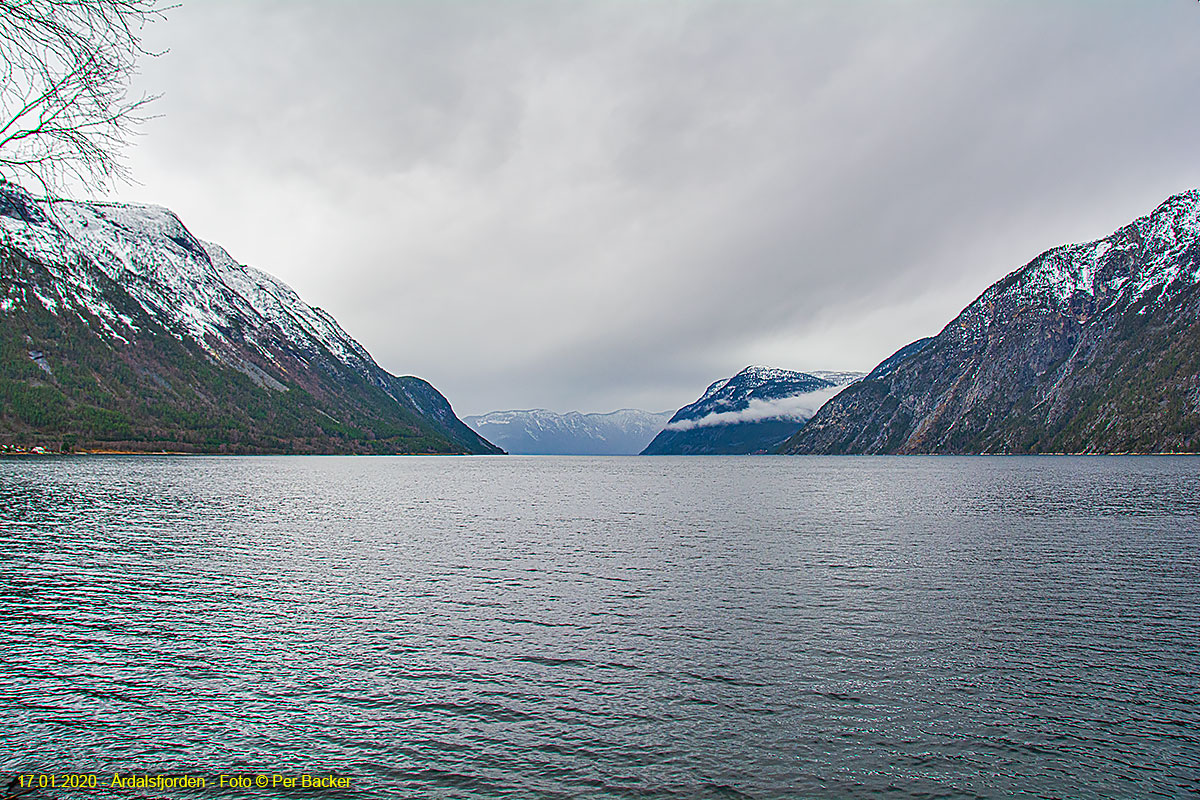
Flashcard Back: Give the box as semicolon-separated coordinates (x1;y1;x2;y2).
1;456;1197;799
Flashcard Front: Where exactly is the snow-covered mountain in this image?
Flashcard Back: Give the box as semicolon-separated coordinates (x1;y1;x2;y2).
0;181;500;454
464;408;672;455
783;189;1200;454
641;366;862;455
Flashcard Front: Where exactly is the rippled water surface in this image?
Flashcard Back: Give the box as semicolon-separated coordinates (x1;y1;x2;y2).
2;456;1198;799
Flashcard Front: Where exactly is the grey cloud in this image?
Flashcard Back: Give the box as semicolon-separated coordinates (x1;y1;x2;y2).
115;0;1200;415
664;387;844;432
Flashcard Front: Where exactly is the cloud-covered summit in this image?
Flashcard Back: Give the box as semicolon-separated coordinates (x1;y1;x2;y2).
664;387;844;432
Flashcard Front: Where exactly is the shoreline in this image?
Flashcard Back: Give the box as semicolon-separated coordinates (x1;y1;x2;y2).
0;448;481;457
1;448;1197;458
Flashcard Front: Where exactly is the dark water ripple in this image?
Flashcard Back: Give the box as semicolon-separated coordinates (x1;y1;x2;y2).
1;456;1198;798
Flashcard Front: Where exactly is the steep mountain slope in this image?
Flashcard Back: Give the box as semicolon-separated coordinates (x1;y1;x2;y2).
0;181;501;454
861;338;934;382
781;189;1200;454
641;366;860;455
464;408;672;455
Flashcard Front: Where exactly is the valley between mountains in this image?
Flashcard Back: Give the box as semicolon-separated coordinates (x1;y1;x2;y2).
3;182;1198;456
472;190;1200;456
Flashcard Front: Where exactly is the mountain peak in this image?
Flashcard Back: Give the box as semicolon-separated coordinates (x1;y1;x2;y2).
782;189;1200;455
673;366;832;424
984;187;1200;315
641;365;849;455
0;183;500;454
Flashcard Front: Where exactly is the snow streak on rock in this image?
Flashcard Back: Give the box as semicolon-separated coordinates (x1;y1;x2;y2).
0;182;378;376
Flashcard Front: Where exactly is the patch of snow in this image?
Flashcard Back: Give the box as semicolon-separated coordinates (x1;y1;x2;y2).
809;370;866;386
698;377;732;402
30;287;58;314
968;188;1200;318
0;181;393;378
206;241;375;370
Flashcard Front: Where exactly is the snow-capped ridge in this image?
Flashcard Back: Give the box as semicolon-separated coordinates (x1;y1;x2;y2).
977;188;1200;314
204;240;374;370
783;189;1200;455
0;181;378;377
810;370;866;386
0;181;503;454
669;365;833;424
464;408;672;455
642;364;856;454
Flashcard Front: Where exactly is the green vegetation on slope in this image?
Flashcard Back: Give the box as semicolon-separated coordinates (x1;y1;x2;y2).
0;248;473;453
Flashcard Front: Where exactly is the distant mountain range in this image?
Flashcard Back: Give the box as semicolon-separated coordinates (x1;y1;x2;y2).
464;408;672;455
7;178;1196;456
0;181;500;454
641;366;863;455
781;189;1200;454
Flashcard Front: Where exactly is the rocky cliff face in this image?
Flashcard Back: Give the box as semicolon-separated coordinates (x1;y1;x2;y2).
0;181;501;453
642;366;859;455
780;190;1200;454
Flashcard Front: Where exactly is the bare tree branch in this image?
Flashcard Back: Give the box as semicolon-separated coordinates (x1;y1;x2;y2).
0;0;168;197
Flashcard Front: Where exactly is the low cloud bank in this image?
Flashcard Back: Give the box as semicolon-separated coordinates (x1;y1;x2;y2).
664;387;843;431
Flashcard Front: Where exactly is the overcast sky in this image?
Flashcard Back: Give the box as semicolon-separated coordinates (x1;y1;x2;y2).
110;0;1200;415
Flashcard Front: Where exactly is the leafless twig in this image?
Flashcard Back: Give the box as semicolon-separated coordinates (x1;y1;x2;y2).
0;0;169;197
